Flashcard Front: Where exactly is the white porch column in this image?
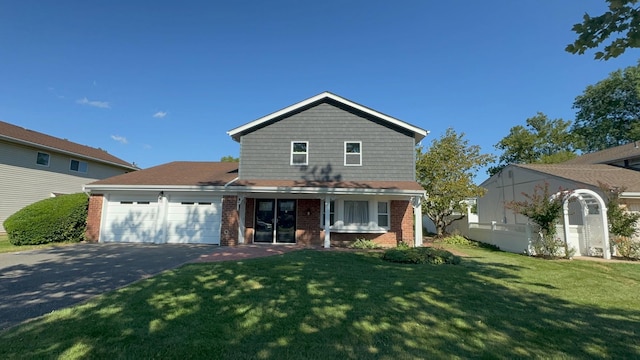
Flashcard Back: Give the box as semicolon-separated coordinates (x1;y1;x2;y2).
237;195;245;244
412;196;423;247
324;196;331;248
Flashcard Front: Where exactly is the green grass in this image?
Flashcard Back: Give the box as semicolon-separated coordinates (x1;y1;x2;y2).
1;246;639;359
0;234;75;253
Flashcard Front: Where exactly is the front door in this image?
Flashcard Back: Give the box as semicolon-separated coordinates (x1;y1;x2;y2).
254;199;296;243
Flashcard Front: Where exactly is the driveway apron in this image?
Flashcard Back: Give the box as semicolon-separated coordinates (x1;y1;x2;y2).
0;243;218;331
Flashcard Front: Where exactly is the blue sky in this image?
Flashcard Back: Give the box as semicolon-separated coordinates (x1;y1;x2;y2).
1;1;638;181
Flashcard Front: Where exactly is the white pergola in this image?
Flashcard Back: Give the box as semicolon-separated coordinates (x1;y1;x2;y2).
558;189;610;260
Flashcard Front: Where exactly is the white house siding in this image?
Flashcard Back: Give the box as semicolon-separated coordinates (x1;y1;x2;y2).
478;166;597;226
0;141;131;233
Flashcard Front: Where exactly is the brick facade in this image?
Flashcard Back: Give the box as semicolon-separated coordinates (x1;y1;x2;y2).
242;197;414;247
220;195;239;246
85;194;104;242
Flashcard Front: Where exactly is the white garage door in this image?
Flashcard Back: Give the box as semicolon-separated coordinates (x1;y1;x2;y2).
166;197;222;244
102;195;159;243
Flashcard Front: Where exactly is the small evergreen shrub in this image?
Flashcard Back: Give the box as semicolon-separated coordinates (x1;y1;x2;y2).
438;234;472;246
382;247;461;265
4;193;88;245
349;238;381;249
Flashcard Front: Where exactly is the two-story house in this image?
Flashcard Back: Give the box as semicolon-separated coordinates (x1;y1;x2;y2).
0;120;138;233
84;92;427;247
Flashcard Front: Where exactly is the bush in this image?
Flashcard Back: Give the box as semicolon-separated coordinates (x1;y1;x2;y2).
3;193;88;245
349;238;382;249
438;234;472;246
396;241;411;250
382;247;461;265
612;236;640;260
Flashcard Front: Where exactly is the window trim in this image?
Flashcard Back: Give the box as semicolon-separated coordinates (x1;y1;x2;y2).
323;198;390;233
290;141;309;166
69;159;88;173
36;151;50;167
344;141;362;166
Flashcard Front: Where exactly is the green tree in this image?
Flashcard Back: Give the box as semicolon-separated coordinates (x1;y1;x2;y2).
220;155;239;162
489;113;577;175
572;63;640;152
566;0;640;60
416;128;495;236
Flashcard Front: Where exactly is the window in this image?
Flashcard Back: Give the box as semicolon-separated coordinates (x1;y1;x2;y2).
344;141;362;166
344;200;369;225
291;141;308;165
70;159;88;173
377;202;389;227
36;152;50;166
321;200;335;226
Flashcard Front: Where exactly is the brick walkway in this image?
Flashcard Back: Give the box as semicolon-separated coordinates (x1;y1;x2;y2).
192;244;305;263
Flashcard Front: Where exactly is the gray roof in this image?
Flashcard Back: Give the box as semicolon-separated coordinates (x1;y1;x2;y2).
563;142;640;165
515;163;640;192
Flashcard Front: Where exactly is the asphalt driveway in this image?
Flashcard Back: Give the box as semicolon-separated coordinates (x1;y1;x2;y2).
0;243;218;331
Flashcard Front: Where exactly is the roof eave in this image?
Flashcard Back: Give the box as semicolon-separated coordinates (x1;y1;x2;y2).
1;134;138;171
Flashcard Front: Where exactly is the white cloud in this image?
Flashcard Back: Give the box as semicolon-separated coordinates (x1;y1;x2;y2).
77;97;110;109
110;135;128;144
153;111;167;118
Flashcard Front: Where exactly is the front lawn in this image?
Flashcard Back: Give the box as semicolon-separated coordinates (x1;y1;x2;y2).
1;246;639;359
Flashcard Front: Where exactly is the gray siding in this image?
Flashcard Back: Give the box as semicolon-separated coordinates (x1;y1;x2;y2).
0;140;131;232
239;102;416;181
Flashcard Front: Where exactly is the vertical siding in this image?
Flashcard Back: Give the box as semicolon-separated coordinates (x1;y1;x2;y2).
0;140;131;233
239;101;416;182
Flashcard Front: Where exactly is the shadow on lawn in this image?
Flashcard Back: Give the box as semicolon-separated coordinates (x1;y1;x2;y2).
1;250;639;359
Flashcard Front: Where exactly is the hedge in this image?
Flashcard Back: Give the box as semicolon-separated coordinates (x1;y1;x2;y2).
3;193;89;245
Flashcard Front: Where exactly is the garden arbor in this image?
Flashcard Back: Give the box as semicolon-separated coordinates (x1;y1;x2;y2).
557;189;610;260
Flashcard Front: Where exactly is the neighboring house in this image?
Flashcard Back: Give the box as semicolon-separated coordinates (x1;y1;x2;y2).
476;143;640;256
84;92;428;247
0;120;138;233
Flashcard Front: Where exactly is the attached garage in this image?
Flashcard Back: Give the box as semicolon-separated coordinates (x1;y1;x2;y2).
100;193;222;244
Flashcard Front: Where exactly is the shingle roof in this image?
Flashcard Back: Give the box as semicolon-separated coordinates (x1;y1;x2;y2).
87;161;239;186
232;179;425;191
563;142;640;165
86;161;424;193
0;120;136;169
515;163;640;192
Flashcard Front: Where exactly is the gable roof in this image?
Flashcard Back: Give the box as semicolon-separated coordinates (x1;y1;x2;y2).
0;120;137;170
563;142;640;165
86;161;239;187
512;163;640;192
227;92;428;143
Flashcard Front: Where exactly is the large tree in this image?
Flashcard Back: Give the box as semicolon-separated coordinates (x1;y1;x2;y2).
416;128;495;236
489;113;577;175
572;63;640;152
566;0;640;60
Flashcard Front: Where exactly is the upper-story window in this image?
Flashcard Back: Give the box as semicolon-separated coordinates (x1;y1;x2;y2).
36;152;50;166
291;141;308;165
344;141;362;166
70;159;88;173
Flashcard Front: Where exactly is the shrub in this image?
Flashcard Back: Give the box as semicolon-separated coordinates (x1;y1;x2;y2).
396;241;411;250
349;238;381;249
611;236;640;260
4;193;88;245
438;234;472;246
382;247;461;265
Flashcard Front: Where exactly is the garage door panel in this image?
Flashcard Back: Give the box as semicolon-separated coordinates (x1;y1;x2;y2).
103;200;158;243
166;197;222;245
